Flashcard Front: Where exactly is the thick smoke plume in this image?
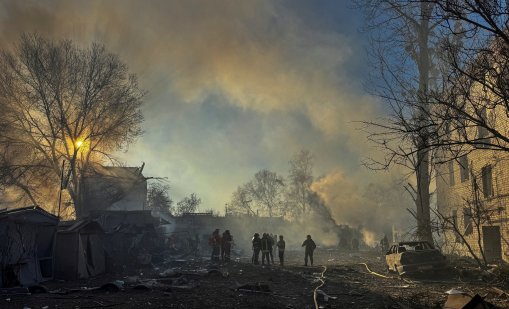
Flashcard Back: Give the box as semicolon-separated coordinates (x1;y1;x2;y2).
311;169;414;245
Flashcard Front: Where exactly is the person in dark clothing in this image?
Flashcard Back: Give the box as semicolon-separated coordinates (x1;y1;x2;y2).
268;233;275;264
252;233;261;265
221;230;233;262
261;233;271;265
276;235;286;266
302;234;316;266
380;234;389;254
351;238;359;251
209;229;221;261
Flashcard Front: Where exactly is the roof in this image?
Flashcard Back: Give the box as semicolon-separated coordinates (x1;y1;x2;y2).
0;206;58;224
84;164;145;181
90;210;157;233
393;241;431;245
59;220;104;233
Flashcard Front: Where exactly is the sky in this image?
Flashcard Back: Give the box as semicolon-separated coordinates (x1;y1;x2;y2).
0;0;413;236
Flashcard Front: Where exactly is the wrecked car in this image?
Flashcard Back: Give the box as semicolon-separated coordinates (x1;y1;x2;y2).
385;241;447;275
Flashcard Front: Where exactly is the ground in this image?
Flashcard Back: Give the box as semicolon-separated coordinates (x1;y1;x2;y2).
3;249;509;308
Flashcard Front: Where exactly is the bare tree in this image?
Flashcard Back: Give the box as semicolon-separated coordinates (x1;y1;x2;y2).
356;0;445;242
228;169;286;217
422;1;509;156
227;184;256;216
0;34;144;216
147;182;173;213
175;193;201;216
247;169;285;217
287;150;313;218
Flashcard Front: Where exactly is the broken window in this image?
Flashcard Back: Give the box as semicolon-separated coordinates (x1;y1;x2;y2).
448;161;455;186
481;165;493;198
463;208;473;236
452;210;462;243
459;155;469;182
477;107;489;139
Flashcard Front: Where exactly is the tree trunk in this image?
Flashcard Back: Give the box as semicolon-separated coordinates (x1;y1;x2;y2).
415;2;433;243
416;149;432;242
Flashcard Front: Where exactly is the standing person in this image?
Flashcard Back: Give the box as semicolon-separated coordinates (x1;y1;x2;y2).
268;233;275;264
276;235;286;266
221;230;233;262
351;238;359;251
261;233;271;265
209;229;221;261
302;235;316;266
380;234;389;254
252;233;261;265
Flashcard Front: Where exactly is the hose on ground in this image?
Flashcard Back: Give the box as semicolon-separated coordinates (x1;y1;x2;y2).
359;262;416;284
313;265;327;309
359;262;393;279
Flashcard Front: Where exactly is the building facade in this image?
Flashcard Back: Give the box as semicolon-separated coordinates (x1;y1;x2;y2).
436;149;509;263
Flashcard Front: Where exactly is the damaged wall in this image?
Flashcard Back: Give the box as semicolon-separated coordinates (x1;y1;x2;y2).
0;207;58;287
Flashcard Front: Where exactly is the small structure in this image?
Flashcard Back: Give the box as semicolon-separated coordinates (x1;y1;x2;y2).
79;164;147;218
0;206;58;287
54;220;106;280
91;210;161;273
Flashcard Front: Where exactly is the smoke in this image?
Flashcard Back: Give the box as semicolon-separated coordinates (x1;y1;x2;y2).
360;228;377;247
0;0;414;237
0;0;378;143
311;169;414;242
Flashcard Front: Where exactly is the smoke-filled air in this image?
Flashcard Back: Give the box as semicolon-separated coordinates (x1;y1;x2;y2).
3;1;507;307
0;0;414;241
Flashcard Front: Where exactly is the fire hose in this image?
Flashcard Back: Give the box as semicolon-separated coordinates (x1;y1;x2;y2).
358;262;392;279
313;265;327;309
359;262;416;284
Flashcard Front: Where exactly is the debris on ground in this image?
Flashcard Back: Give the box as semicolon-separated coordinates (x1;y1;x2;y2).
236;282;272;294
2;250;509;308
444;293;496;309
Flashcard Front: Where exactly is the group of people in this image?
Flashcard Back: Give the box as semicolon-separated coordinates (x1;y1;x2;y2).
252;233;317;267
208;228;318;266
209;229;233;262
251;233;286;266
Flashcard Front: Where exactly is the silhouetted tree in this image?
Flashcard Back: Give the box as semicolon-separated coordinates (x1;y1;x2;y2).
0;34;144;216
147;182;173;213
356;1;445;242
247;169;285;217
287;150;313;218
227;184;256;216
175;193;201;215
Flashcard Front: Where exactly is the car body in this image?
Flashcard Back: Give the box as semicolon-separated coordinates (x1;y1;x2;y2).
385;241;447;275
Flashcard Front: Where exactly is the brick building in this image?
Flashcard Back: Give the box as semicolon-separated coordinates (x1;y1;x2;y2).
436;139;509;263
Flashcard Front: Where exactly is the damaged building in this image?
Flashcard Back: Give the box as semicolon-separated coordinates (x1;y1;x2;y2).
78;164;148;218
0;206;58;287
54;220;106;280
436;150;509;263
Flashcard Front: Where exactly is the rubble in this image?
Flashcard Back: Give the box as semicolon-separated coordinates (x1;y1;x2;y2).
444;294;496;309
236;282;272;294
1;225;508;309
